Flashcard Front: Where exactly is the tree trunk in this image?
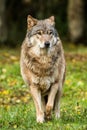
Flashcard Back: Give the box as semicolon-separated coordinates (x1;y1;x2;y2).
0;0;7;43
68;0;84;43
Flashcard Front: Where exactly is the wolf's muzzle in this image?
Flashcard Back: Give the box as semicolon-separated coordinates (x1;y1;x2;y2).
44;41;50;48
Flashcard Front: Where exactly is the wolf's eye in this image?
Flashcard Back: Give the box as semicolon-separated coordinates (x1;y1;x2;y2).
37;30;43;35
48;30;53;35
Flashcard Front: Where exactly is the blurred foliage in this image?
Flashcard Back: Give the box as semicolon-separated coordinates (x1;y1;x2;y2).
0;0;87;46
5;0;68;46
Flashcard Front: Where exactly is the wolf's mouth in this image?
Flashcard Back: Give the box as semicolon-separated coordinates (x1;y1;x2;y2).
40;48;49;55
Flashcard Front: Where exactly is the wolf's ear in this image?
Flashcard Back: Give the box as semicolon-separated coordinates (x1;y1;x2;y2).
27;15;38;30
48;16;55;26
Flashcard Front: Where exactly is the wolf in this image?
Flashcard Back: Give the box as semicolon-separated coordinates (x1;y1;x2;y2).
20;15;65;123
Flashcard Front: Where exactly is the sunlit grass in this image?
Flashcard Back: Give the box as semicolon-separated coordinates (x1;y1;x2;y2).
0;45;87;130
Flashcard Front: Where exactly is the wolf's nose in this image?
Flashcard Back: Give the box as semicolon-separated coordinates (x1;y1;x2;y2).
45;41;50;48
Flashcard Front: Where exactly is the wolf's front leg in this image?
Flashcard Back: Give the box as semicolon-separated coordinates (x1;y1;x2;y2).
30;86;44;123
46;83;58;120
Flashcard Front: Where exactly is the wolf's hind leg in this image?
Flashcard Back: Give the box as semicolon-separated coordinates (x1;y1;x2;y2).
54;87;62;119
46;83;58;120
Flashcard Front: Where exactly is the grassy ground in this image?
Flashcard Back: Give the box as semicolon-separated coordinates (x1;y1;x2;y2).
0;44;87;130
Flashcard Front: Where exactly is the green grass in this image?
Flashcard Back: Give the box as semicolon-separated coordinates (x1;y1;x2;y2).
0;45;87;130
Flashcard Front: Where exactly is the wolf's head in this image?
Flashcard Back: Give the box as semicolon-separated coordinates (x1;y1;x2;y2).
25;15;60;55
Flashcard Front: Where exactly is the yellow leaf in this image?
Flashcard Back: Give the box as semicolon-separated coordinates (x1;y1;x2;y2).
13;125;17;129
8;80;17;86
2;68;7;73
5;105;10;110
2;90;9;95
65;79;71;85
10;55;18;61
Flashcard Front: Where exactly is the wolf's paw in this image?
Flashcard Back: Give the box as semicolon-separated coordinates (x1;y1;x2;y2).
37;115;44;123
45;114;52;120
46;105;52;120
55;112;60;119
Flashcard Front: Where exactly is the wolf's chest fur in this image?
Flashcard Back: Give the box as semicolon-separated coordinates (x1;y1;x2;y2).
21;47;60;92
